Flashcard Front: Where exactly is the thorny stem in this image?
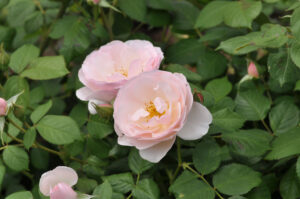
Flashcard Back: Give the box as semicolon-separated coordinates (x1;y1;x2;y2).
182;163;224;199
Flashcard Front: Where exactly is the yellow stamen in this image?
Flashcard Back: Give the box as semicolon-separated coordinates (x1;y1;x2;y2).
117;68;128;77
145;101;165;119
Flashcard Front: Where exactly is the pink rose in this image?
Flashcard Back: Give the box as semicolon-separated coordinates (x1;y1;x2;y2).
247;61;259;78
0;98;7;116
39;166;78;199
76;40;163;114
113;71;212;163
93;0;99;4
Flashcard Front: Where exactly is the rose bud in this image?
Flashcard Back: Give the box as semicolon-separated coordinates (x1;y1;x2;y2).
76;40;163;114
247;61;259;78
113;71;212;163
0;98;7;116
39;166;78;199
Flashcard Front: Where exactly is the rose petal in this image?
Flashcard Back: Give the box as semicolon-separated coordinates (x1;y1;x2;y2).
50;183;77;199
177;102;212;140
39;166;78;196
76;87;117;102
88;99;107;114
139;136;176;163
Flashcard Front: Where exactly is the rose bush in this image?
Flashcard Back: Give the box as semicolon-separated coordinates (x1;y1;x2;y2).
0;0;300;199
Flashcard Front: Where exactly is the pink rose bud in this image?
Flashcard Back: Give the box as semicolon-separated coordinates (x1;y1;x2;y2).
0;98;7;116
39;166;78;199
113;71;212;163
247;61;259;78
76;40;163;114
93;0;99;3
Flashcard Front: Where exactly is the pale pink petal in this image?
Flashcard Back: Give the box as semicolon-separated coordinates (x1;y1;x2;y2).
0;98;7;116
76;87;117;102
118;135;159;150
139;136;176;163
153;97;167;113
88;99;107;114
177;102;212;140
50;183;77;199
131;108;149;121
39;166;78;196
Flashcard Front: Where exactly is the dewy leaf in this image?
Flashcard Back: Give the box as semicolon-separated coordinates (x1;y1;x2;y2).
169;170;215;199
213;163;262;195
223;129;272;157
129;149;153;174
93;180;113;199
280;165;300;199
118;0;147;22
268;50;300;86
266;128;300;160
36;115;81;145
235;90;271;121
218;24;288;55
133;179;160;199
195;1;227;29
5;191;33;199
21;56;69;80
193;139;222;175
30;100;53;124
212;108;245;131
205;77;232;102
269;101;299;135
3;146;29;171
9;44;40;74
223;0;262;28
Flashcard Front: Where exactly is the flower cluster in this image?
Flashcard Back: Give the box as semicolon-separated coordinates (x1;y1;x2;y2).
40;40;212;199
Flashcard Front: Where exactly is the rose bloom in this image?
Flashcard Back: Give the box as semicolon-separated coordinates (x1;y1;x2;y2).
113;71;212;163
0;98;7;116
39;166;78;199
76;40;163;114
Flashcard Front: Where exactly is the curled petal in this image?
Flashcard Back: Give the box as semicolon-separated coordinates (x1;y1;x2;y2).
177;102;212;140
39;166;78;196
76;87;117;102
139;136;176;163
50;183;77;199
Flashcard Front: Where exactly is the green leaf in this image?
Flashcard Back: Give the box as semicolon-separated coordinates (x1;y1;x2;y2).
7;0;35;27
87;115;113;139
268;50;300;86
93;180;113;199
30;100;53;124
5;191;33;199
266;128;300;160
76;178;98;193
70;103;88;127
205;77;232;102
9;44;40;73
223;129;272;157
146;10;171;27
269;101;299;135
212;108;245;131
36;115;81;145
218;24;288;55
197;49;227;81
169;170;215;199
223;0;262;28
133;179;160;199
295;80;300;91
296;157;300;181
103;173;134;194
21;56;69;80
280;166;300;199
3;146;29;171
193;139;222;175
23;127;37;150
246;184;271;199
0;160;5;189
165;64;202;82
4;76;29;109
118;0;147;22
235;90;271;121
213;163;262;195
165;39;205;64
31;148;49;170
291;41;300;69
172;1;199;30
129;149;153;174
195;1;227;29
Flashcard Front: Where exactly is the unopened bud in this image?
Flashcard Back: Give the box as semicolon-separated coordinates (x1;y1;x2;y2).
247;61;259;78
0;98;7;116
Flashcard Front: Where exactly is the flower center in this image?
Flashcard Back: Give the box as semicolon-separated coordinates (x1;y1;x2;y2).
145;101;165;118
116;67;128;77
